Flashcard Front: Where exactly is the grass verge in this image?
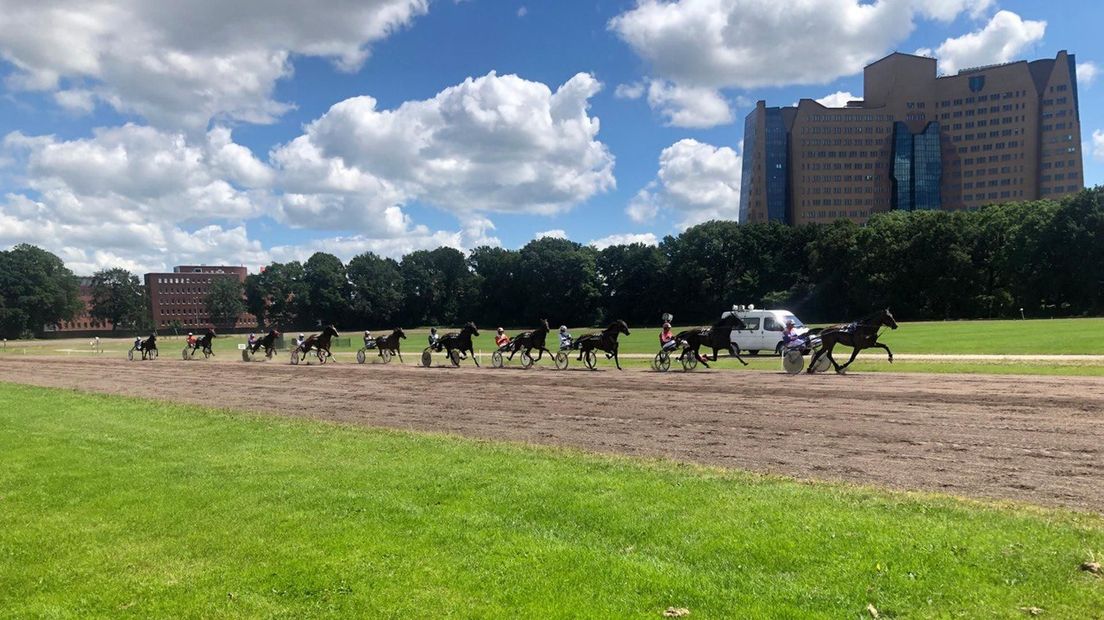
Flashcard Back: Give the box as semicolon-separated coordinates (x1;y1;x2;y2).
1;383;1102;618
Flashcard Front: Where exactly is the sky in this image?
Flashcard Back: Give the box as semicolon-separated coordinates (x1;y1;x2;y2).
0;0;1101;275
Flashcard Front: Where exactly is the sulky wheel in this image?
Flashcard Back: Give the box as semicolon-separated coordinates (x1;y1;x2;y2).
811;354;832;374
782;349;804;375
421;348;433;368
203;347;212;360
317;350;327;365
127;349;135;361
356;348;366;364
520;350;534;369
492;350;504;368
448;349;461;367
242;348;252;362
381;348;393;364
654;351;671;372
554;351;568;370
290;349;300;365
583;349;597;370
182;347;191;361
681;354;698;372
148;349;158;360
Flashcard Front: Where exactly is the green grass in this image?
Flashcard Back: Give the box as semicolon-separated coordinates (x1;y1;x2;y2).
9;317;1104;377
1;383;1102;618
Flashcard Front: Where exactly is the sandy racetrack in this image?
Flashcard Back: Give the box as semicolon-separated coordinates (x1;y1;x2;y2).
2;356;1102;511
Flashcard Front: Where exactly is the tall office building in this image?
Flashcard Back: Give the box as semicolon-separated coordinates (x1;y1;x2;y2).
740;50;1084;225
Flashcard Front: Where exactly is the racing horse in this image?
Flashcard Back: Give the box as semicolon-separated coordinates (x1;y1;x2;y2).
508;318;554;366
438;322;480;366
247;329;281;359
185;328;216;359
807;308;898;374
138;333;158;360
374;327;407;363
574;320;631;370
675;313;748;368
295;325;340;364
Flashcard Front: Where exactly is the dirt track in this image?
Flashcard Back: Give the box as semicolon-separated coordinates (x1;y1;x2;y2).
2;356;1102;511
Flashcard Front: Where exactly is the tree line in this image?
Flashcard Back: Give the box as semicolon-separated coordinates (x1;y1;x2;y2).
2;187;1101;338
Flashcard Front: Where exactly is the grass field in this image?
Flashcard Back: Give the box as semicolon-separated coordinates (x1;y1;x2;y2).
5;317;1103;376
1;383;1102;618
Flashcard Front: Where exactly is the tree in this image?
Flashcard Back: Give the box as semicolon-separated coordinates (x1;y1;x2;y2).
400;247;478;326
346;252;403;327
245;262;308;329
516;237;601;327
89;268;147;331
303;252;349;326
597;243;667;325
468;246;522;327
0;244;82;338
206;277;246;327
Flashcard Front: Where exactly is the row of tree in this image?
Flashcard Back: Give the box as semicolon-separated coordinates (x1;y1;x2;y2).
242;188;1103;329
4;187;1101;337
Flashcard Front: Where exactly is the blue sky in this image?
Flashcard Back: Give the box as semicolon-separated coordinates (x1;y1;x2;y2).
0;0;1101;274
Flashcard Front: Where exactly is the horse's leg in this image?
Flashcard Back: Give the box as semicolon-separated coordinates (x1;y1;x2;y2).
728;346;749;366
577;343;585;362
613;346;622;371
470;346;480;367
837;347;861;373
873;342;894;363
397;348;404;363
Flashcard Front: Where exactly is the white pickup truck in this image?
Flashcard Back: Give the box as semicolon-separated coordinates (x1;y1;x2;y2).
722;306;809;356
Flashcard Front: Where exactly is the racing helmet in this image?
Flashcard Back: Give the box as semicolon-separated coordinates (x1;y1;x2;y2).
497;327;504;333
662;322;671;329
559;325;567;333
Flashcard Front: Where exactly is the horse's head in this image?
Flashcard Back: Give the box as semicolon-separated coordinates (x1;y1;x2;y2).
718;313;745;330
206;328;216;337
539;318;550;331
395;327;407;340
325;325;339;337
148;333;157;342
882;308;899;330
464;322;480;337
270;329;280;338
615;320;630;335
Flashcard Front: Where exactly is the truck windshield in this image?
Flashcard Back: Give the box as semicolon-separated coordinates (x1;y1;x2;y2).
783;315;805;328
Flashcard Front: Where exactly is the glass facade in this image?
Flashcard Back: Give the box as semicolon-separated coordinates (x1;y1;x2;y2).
913;123;942;210
891;121;942;211
764;109;789;222
739;113;757;223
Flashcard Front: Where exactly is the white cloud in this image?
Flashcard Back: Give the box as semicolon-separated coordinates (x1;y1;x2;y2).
589;232;658;250
814;91;858;108
1078;62;1099;87
1092;130;1104;162
609;0;994;127
916;10;1046;75
1;71;614;272
645;80;732;128
534;229;567;240
0;0;431;129
614;82;646;100
517;6;528;18
628;138;741;228
53;89;96;114
272;71;615;222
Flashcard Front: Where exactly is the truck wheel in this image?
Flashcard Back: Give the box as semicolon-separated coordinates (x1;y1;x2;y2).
747;349;759;356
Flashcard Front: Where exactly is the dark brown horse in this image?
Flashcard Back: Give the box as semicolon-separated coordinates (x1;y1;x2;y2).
298;325;340;364
186;328;216;359
574;320;631;370
509;318;554;365
139;333;158;360
374;327;406;362
675;313;748;368
439;322;480;366
249;329;281;359
807;309;899;374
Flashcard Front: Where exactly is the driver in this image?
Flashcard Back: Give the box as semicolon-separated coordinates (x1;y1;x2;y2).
363;330;374;348
428;327;440;349
186;332;196;348
495;327;511;350
558;325;572;350
659;322;678;352
781;320;805;350
296;333;306;350
247;332;256;347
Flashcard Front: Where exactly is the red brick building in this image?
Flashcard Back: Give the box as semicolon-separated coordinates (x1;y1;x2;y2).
145;265;255;330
